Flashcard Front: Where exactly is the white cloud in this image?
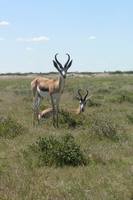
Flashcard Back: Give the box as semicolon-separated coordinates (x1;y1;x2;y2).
88;35;96;40
31;36;49;42
16;36;49;43
0;20;10;26
26;47;33;51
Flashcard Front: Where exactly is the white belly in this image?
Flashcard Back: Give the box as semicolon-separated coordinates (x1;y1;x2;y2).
37;86;49;97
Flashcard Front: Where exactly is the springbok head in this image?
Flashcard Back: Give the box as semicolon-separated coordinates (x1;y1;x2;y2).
53;53;73;78
76;89;92;112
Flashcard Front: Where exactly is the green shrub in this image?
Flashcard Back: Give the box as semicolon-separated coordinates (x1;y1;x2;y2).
59;110;83;128
0;116;26;138
30;134;87;167
90;114;119;141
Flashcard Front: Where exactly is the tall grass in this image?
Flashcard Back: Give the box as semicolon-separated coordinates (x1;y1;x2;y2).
0;75;133;200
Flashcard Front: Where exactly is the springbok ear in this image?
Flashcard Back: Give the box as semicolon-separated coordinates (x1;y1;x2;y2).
86;95;93;101
75;96;80;100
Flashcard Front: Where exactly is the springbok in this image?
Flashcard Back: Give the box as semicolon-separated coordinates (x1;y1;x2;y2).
38;89;92;120
31;53;72;127
74;89;92;114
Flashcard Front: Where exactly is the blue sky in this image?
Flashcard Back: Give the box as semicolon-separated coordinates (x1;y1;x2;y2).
0;0;133;73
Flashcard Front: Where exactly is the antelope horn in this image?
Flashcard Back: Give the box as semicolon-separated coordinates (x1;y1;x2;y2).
66;59;72;71
84;89;89;101
53;60;61;73
55;53;63;69
77;89;83;100
64;53;70;68
64;53;73;70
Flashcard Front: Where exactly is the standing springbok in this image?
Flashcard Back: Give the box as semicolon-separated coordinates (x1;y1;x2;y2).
38;89;92;120
31;53;72;127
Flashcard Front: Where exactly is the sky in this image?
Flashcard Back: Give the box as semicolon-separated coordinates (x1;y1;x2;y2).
0;0;133;73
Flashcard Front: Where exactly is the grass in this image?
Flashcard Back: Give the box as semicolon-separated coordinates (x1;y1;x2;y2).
0;74;133;200
24;133;87;167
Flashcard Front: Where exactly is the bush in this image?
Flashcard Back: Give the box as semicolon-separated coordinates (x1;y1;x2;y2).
59;110;83;128
90;114;119;141
0;116;26;138
30;134;87;167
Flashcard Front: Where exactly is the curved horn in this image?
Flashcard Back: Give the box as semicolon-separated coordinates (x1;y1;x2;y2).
84;89;89;100
64;53;70;68
77;89;83;100
55;53;63;69
53;60;61;73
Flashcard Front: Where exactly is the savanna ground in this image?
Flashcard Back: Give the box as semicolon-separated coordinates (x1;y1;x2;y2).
0;74;133;200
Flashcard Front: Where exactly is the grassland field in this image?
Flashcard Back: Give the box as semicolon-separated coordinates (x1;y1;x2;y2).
0;74;133;200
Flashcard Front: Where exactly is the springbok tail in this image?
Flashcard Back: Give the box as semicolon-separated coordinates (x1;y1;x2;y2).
31;78;38;97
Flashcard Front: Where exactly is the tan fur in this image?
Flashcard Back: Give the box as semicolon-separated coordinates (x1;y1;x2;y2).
66;105;84;115
38;104;85;120
31;76;65;126
38;107;53;120
31;76;60;96
31;53;72;127
38;89;92;121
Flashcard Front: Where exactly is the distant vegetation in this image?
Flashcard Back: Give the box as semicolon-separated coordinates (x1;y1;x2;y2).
0;70;133;76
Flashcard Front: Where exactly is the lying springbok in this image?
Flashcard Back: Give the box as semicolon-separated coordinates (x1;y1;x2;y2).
75;89;92;114
38;89;92;120
31;53;72;127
